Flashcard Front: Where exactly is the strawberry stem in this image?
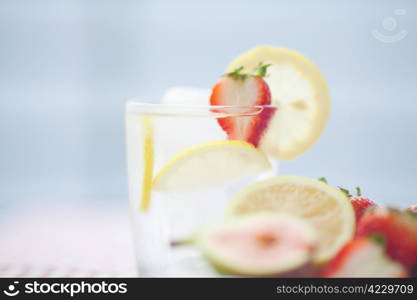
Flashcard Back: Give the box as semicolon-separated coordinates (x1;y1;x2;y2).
225;63;272;80
355;186;362;197
338;186;352;198
253;62;272;77
318;177;328;184
225;66;248;80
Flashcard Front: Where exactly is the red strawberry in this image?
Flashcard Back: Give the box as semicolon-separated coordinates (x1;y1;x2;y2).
322;236;407;278
356;207;417;269
351;198;376;220
210;64;276;147
339;187;376;221
406;205;417;214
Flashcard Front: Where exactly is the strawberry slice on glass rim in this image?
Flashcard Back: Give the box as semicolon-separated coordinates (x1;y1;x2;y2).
209;63;277;147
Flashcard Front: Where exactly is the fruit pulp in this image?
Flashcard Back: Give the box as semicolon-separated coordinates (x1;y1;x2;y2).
125;103;278;277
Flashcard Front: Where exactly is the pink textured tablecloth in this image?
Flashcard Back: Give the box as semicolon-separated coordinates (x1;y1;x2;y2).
0;203;137;277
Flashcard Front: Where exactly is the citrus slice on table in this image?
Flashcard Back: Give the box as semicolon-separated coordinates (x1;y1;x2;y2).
227;46;330;160
153;140;271;192
226;176;355;263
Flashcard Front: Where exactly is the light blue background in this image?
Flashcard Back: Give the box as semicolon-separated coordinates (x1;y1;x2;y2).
0;0;416;209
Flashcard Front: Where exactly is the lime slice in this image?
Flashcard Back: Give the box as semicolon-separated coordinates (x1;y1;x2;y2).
227;46;330;160
139;116;154;211
153;140;271;192
227;176;355;263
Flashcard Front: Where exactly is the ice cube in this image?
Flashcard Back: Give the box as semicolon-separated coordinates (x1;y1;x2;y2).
154;87;226;172
162;87;211;105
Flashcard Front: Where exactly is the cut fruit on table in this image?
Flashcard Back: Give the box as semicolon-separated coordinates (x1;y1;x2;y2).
227;176;355;264
226;46;331;160
152;140;271;192
197;213;316;276
322;236;407;278
356;207;417;269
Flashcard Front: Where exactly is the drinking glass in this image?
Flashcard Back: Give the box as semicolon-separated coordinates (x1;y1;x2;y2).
125;101;278;277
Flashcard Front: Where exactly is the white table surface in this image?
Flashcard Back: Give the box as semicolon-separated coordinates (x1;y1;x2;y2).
0;202;137;277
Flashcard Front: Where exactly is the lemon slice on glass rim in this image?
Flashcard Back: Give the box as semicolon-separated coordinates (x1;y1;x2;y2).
227;45;330;160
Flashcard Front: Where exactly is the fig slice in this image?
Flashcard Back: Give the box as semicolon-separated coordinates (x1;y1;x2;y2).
197;213;316;276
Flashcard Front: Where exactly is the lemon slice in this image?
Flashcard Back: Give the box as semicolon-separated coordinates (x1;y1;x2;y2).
227;46;330;160
140;116;154;211
226;176;355;263
153;140;271;192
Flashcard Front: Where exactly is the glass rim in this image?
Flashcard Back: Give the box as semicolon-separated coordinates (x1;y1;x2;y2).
126;101;278;117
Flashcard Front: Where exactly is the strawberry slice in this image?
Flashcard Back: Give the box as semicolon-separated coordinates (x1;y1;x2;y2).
210;64;276;147
322;236;407;278
356;207;417;269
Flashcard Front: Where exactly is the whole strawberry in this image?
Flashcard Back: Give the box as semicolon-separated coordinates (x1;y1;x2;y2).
339;187;376;221
356;207;417;269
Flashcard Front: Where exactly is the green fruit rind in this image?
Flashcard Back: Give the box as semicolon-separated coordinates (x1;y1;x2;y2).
197;213;317;276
